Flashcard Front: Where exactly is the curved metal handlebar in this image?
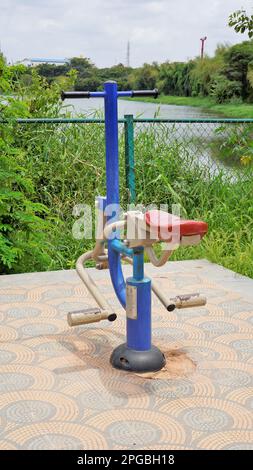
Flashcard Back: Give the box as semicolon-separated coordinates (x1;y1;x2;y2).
61;88;159;100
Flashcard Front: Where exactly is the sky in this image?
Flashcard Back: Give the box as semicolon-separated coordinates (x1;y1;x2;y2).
0;0;252;67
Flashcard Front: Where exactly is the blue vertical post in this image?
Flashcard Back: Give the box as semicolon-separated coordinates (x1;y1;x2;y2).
104;81;120;207
104;81;126;308
126;248;152;351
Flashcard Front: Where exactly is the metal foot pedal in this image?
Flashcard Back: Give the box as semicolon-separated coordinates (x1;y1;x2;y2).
167;293;207;311
67;308;117;326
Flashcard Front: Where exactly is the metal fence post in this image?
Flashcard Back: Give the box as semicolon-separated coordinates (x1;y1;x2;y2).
124;114;136;204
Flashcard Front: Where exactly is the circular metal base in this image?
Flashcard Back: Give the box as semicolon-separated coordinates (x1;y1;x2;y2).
110;343;166;372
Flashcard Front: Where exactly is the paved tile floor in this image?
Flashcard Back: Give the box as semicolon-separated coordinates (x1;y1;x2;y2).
0;260;252;450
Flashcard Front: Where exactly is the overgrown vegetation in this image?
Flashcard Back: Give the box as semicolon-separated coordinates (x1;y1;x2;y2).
134;128;253;278
211;124;253;166
1;54;253;278
0;54;79;273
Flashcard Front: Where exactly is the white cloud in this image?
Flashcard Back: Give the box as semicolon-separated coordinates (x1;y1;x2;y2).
0;0;252;66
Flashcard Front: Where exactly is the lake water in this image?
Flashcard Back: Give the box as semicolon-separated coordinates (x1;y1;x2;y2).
63;97;216;119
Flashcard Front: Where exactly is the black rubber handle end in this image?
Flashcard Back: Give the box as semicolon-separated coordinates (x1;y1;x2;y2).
61;91;91;100
153;88;159;99
108;313;117;322
131;88;159;99
167;304;176;312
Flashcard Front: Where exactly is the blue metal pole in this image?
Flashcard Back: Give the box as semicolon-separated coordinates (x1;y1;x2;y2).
104;82;151;351
104;81;120;206
104;81;126;308
111;239;133;258
133;247;144;280
126;248;152;351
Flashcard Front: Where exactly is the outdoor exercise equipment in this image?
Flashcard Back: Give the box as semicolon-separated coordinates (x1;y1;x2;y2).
61;81;208;372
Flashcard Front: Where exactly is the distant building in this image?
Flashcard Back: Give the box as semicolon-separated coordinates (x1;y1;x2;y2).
17;58;70;66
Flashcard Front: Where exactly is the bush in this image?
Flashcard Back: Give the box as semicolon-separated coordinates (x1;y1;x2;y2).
210;75;242;103
0;58;77;273
0;58;51;273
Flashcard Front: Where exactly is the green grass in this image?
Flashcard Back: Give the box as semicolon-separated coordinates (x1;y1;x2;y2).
210;103;253;119
126;95;253;119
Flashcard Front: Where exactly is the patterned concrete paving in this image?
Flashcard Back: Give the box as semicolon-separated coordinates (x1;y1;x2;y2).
0;259;252;450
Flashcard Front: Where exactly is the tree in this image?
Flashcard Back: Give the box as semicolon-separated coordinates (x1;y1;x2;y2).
130;63;159;90
99;64;133;90
156;62;192;96
223;40;253;100
189;55;224;97
228;9;253;38
210;75;242;103
36;63;70;83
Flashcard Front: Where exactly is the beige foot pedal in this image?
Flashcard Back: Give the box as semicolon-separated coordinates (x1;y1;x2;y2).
67;308;117;326
167;293;207;311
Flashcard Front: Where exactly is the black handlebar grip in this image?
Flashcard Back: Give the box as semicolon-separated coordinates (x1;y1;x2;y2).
131;89;159;99
61;91;91;100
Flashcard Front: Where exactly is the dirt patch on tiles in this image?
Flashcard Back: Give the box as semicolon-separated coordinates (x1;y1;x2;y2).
135;349;196;380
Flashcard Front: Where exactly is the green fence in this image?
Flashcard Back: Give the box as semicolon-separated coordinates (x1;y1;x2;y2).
2;114;253;205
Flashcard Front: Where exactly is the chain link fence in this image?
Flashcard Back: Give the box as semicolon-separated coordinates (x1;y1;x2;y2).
3;115;252;204
135;119;253;168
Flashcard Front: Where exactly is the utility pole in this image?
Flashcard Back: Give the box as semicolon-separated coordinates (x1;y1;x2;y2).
200;36;207;59
126;41;130;67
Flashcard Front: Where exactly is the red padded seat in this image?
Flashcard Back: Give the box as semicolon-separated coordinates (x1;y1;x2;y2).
145;210;208;240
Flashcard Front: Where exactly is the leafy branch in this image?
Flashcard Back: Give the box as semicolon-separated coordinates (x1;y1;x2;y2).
228;9;253;38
